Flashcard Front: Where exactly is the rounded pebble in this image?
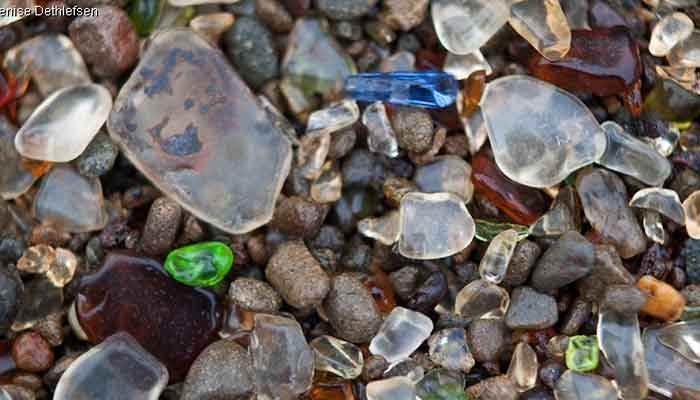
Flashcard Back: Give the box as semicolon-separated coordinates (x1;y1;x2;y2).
228;277;282;313
141;197;182;256
11;331;54;373
323;273;382;343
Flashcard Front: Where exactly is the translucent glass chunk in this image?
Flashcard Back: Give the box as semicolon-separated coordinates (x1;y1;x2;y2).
643;325;700;397
461;106;488;155
683;190;700;239
560;0;590;30
54;332;168;400
554;371;617;400
0;117;36;199
597;308;649;399
363;101;399;158
15;84;112;162
398;192;475;260
413;156;474;202
428;328;475;372
509;0;572;61
310;335;364;379
529;199;576;237
629;188;685;225
643;125;680;157
306;99;359;136
189;12;235;44
649;12;694;57
481;75;606;188
668;29;700;68
507;342;538;392
310;162;342;203
358;210;401;245
369;307;433;364
454;279;509;320
416;369;465;400
478;228;518;284
344;71;458;109
367;377;416;400
657;320;700;364
643;210;666;244
598;121;672;187
443;51;492;80
297;131;331;180
431;0;509;55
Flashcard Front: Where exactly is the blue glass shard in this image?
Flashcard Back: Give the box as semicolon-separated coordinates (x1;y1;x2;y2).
344;71;459;109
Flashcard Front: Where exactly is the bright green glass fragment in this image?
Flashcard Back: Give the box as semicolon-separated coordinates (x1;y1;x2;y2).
565;335;599;372
164;241;234;287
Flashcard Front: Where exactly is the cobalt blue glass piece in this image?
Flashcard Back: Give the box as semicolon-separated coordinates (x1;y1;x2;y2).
344;71;459;109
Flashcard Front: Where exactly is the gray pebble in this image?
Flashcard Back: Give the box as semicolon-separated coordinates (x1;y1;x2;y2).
323;273;382;343
503;239;541;287
531;231;593;292
601;285;648;314
316;0;378;20
76;132;118;177
223;16;279;89
141;197;182;256
682;284;700;307
391;106;434;153
389;266;421;301
505;287;558;330
266;240;330;310
559;298;591;336
577;244;635;301
181;340;254;400
228;277;282;313
467;319;508;362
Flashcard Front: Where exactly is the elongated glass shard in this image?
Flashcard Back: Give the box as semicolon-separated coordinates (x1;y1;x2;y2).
344;71;458;109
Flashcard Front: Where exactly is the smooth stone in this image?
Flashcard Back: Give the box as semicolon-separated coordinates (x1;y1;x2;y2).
4;34;90;96
369;307;433;364
645;325;700;397
398;192;475;260
390;106;434;153
228;277;282;313
323;273;382;344
75;252;223;381
15;84;111;162
481;75;606;188
108;29;292;234
576;168;646;258
629;187;685;225
454;279;509;320
658;320;700;364
529;196;577;237
250;313;314;400
0;266;20;335
189;12;235;44
344;71;458;109
358;210;400;246
223;16;278;89
316;0;377;20
637;275;686;322
507;342;538;392
598;121;672;187
601;285;648;315
531;231;593;292
683;190;700;239
478;228;518;284
0;118;36;199
363;101;399;158
650;12;694;57
505;286;558;330
76;132;119;177
33;164;107;233
428;328;475;373
554;371;617;400
164;241;233;287
565;335;599;372
503;239;541;287
282;18;356;100
467;320;508;362
54;332;168;400
431;0;509;55
367;377;416;400
311;335;364;379
576;244;635;301
414;156;473;202
597;309;648;399
266;240;330;310
181;340;253;400
509;0;571;61
465;375;519;400
443;50;492;80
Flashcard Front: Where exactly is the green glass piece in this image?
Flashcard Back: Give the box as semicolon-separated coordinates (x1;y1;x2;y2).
423;384;471;400
164;241;234;286
565;335;599;372
682;306;700;321
644;78;700;122
474;219;529;242
128;0;165;36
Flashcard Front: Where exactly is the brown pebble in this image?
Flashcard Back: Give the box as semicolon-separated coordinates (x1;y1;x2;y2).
637;275;685;321
246;234;269;265
391;106;434;153
682;284;700;307
11;332;54;373
11;372;42;392
33;312;64;347
265;240;330;309
323;273;382;343
269;195;329;239
68;6;139;78
141;197;182;256
560;298;591;336
255;0;294;32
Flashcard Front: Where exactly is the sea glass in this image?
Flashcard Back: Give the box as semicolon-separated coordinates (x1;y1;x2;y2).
565;335;599;372
481;75;606;188
369;307;433;364
189;12;235;44
128;0;165;36
12;277;62;331
554;371;617;400
416;369;465;400
306;99;359;136
33;164;107;233
163;241;234;286
54;332;168;400
108;29;292;234
684;190;700;239
398;192;475;260
657;320;700;364
414;156;473;202
363;101;399;158
478;229;518;284
597;121;672;187
431;0;509;55
15;84;112;162
310;335;363;379
529;197;577;237
509;0;571;61
428;328;475;373
311;162;342;203
75;252;223;381
643;325;700;397
367;377;416;400
597;308;648;399
643;210;666;244
629;188;685;224
560;0;589;29
0;118;36;199
668;30;700;68
649;12;694;57
461;107;488;155
443;51;492;80
644;78;700;122
454;279;509;320
474;219;529;242
358;210;401;245
507;342;538;392
297;131;331;180
344;71;458;109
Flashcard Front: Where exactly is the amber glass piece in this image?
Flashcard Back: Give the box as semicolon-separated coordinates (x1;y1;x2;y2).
75;252;223;382
460;70;486;117
363;268;397;315
527;27;642;115
308;377;355;400
471;152;547;225
0;72;17;110
20;158;52;178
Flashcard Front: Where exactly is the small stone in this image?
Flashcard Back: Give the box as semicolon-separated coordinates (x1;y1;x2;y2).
683;191;700;240
390;106;434;153
270;195;328;239
565;335;598;372
17;245;54;274
181;340;253;400
649;12;694;57
68;6;139;78
428;328;475;372
15;84;111;163
316;0;376;20
222;16;278;89
266;240;329;310
507;342;538;392
142;197;182;256
33;312;63;347
366;377;416;400
54;332;168;400
481;76;606;188
389;267;420;302
414;156;474;202
415;368;465;400
601;285;648;315
363;101;399;158
505;286;558;330
358;211;400;246
228;278;281;313
370;307;433;364
11;332;53;373
431;0;509;55
76;131;118;178
378;0;429;31
310;335;363;379
465;375;519;400
502;239;541;287
250;314;314;399
479;229;519;284
554;371;617;400
324;273;381;343
467;319;508;362
33;164;107;233
637;275;686;321
531;231;593;292
454;279;509;320
576;168;646;258
560;298;592;336
576;244;635;301
255;0;292;32
398;192;475;260
189;13;235;44
0;267;21;335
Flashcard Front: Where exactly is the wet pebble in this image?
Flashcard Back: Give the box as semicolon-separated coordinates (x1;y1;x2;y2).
11;332;53;373
467;319;509;362
502;239;541;287
266;240;330;309
505;287;558;330
228;278;282;313
181;340;254;400
682;239;700;284
407;269;447;313
0;266;21;335
531;232;593;292
223;16;279;89
341;149;385;189
270;195;329;239
141;197;182;256
323;273;382;343
76;132;118;177
682;284;700;306
601;284;648;314
560;298;591;336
